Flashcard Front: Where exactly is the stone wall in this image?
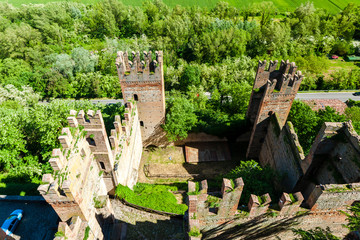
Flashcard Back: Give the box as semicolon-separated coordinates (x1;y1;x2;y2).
38;104;142;240
247;60;303;160
187;179;353;239
116;51;165;145
38;125;107;240
259;114;304;191
109;102;143;188
306;183;360;211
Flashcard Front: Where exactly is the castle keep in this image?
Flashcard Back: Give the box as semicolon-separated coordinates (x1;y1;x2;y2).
116;51;166;145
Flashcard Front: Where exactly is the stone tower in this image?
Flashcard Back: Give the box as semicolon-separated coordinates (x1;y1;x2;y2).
246;60;303;160
116;51;166;144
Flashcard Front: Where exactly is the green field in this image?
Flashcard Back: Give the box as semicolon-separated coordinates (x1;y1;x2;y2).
4;0;360;13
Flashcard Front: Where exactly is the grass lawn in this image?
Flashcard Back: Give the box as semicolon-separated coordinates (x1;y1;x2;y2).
5;0;360;13
115;182;188;214
0;173;41;196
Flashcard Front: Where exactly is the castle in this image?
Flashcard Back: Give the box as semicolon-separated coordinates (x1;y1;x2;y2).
37;55;360;239
187;60;360;239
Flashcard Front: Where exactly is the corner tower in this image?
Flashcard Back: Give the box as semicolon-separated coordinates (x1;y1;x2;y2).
116;51;166;144
246;60;303;160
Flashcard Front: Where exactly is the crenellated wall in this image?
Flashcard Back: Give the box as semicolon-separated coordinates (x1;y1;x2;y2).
246;60;303;160
109;102;143;188
38;125;107;240
116;51;165;145
38;103;142;240
186;179;353;239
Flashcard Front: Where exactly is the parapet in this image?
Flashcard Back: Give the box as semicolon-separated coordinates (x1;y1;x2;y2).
68;109;105;129
253;60;303;94
109;102;138;152
248;193;271;217
306;183;360;211
115;51;163;80
186;178;308;233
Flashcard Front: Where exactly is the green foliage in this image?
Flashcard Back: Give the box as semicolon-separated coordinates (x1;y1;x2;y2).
287;100;346;154
188;226;201;237
222;160;279;204
115;183;188;215
345;106;360;134
0;88;122;182
163;91;198;141
83;226;90;240
292;227;340;239
343;202;360;231
54;231;66;238
0;0;357;101
206;195;221;208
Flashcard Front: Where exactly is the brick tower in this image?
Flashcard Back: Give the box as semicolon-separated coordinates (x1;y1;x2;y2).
116;51;166;144
246;60;303;160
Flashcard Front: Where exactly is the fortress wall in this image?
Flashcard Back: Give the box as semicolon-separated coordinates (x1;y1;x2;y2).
111;102;143;189
188;179;350;239
306;183;360;211
329;122;360;183
259;114;304;191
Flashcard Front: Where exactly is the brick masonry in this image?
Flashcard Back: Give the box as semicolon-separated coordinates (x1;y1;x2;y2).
246;60;303;160
38;103;143;240
302;99;347;114
116;51;166;146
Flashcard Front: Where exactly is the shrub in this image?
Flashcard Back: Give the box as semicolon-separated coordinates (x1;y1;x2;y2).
115;183;188;215
188;226;201;237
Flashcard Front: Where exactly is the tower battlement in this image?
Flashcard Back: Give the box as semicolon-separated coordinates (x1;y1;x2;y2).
116;50;166;145
246;60;303;160
254;60;300;89
115;51;163;82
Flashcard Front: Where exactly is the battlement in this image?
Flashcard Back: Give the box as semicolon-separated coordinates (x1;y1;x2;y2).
109;102;136;150
187;178;306;233
246;60;303;160
116;50;166;144
305;183;360;211
115;51;163;81
254;60;300;89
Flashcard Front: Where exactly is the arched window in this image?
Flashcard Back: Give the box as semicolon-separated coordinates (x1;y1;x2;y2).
134;94;138;101
140;121;144;127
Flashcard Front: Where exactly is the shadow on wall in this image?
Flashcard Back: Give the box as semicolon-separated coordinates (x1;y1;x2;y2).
0;200;59;240
142;118;169;148
95;210;185;240
202;212;308;240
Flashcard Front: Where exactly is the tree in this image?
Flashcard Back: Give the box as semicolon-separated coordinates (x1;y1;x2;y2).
292;227;340;240
71;47;98;74
288;101;322;154
179;64;201;92
255;2;277;27
288;101;346;154
163;92;198;141
223;160;279;204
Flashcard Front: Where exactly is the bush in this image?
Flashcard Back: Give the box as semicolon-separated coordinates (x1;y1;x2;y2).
188;226;201;237
222;160;279;204
115;183;188;215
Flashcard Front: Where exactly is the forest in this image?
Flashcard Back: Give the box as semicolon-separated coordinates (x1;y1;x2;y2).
0;0;360;191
